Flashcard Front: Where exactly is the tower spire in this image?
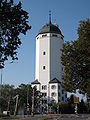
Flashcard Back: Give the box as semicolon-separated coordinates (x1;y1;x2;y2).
49;10;51;24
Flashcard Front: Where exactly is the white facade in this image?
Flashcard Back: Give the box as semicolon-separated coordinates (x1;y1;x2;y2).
31;17;67;106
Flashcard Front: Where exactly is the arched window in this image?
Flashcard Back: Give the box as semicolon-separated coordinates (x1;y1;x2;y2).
51;85;56;89
51;92;56;97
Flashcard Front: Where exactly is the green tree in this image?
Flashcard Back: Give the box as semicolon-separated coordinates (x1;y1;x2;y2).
15;84;32;111
78;99;87;113
61;19;90;97
0;84;15;112
0;0;31;67
67;94;74;104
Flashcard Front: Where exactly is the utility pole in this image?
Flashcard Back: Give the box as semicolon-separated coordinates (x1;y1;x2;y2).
27;84;30;115
14;95;19;116
31;88;34;116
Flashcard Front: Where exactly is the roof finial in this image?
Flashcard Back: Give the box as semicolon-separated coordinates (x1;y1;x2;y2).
49;10;51;24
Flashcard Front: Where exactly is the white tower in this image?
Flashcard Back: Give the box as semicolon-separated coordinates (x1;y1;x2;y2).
31;14;67;109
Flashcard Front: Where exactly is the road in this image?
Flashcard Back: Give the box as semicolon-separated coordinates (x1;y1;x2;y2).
1;114;90;120
22;114;90;120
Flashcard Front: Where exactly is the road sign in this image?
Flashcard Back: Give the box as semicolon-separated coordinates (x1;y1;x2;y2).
74;97;79;103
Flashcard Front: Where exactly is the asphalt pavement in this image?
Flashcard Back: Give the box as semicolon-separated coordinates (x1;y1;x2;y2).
1;114;90;120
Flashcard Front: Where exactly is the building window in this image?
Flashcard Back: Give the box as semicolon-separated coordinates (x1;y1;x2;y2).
37;37;39;39
61;36;63;40
62;96;64;101
62;90;64;94
52;34;57;37
42;93;47;97
35;85;37;89
58;85;60;89
42;34;47;37
51;92;56;97
43;51;46;55
42;85;47;90
58;92;61;97
51;85;56;89
65;93;67;98
43;66;46;70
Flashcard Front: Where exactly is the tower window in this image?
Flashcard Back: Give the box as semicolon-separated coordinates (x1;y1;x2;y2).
43;66;46;70
42;34;47;37
52;34;57;37
43;51;46;55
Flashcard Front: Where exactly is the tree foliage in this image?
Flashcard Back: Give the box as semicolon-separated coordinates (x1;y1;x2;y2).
0;84;32;114
61;19;90;97
0;84;15;111
0;0;31;67
15;84;32;108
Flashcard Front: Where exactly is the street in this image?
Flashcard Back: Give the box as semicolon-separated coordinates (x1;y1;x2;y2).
1;114;90;120
21;114;90;120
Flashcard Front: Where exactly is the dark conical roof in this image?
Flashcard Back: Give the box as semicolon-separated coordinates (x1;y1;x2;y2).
37;13;63;36
38;23;63;35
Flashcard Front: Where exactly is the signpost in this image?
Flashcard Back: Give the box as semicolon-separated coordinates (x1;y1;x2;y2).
74;97;79;114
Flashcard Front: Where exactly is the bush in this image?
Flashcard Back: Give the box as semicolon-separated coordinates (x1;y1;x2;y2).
59;102;74;114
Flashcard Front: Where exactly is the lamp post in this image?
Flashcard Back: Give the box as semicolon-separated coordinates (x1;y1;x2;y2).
0;68;2;96
0;64;4;114
0;65;4;97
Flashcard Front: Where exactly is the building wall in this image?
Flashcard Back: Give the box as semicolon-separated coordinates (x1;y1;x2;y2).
50;34;64;82
49;83;58;103
35;33;65;102
36;34;50;84
36;34;50;96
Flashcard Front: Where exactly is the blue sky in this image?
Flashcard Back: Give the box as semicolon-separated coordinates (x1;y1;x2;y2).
2;0;90;87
